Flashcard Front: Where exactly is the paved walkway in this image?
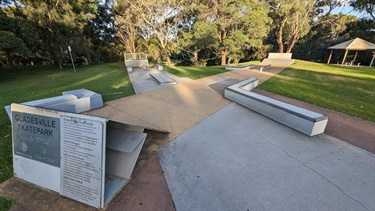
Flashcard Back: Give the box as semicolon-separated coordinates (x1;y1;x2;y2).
2;65;374;211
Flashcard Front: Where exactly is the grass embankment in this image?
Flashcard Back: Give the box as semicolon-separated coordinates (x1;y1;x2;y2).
258;60;375;122
0;62;134;209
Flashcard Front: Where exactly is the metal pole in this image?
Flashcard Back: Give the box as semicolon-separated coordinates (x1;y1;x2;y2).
68;46;76;73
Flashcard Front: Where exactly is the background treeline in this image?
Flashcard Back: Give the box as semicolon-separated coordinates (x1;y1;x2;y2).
0;0;374;71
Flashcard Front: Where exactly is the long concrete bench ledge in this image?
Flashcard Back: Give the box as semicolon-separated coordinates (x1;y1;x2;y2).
225;79;328;136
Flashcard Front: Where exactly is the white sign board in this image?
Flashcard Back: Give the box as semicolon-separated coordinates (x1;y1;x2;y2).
10;103;146;208
60;114;106;208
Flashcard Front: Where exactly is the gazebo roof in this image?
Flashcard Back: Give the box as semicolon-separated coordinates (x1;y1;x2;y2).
328;38;375;50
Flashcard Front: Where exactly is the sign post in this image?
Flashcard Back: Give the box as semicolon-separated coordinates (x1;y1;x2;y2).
68;46;76;73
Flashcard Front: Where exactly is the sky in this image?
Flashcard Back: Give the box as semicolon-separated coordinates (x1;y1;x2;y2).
331;0;372;19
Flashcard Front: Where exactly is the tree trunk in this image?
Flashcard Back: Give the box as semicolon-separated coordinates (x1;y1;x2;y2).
221;50;227;66
166;55;172;65
5;51;16;71
286;35;299;53
58;60;63;70
277;19;287;53
193;49;199;66
161;47;171;65
86;50;93;65
47;49;54;65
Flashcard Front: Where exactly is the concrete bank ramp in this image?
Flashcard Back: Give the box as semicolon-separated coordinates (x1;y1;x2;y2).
158;103;375;211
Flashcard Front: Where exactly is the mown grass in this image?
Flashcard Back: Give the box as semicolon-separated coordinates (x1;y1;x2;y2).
163;65;228;79
163;61;261;79
258;60;375;122
0;62;134;210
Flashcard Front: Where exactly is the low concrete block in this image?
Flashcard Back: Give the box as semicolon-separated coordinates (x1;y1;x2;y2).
149;73;176;85
62;88;104;112
225;80;327;136
154;64;163;71
260;64;271;72
225;64;253;71
4;94;78;120
4;89;103;121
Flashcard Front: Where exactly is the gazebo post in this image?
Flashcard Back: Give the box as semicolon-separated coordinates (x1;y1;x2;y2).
327;50;333;64
370;52;375;67
353;51;359;63
342;50;348;65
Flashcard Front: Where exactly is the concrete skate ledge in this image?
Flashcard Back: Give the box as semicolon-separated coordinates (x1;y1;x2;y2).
225;79;328;136
150;73;177;85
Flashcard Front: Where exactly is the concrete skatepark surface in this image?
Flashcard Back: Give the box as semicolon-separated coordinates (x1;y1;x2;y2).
158;103;375;211
128;67;192;94
2;64;375;211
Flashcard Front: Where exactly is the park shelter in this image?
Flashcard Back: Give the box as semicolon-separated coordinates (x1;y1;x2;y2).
327;38;375;67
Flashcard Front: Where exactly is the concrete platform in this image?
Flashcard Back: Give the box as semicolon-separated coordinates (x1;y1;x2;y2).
158;103;375;211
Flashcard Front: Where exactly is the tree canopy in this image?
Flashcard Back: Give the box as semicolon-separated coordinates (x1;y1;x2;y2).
0;0;373;70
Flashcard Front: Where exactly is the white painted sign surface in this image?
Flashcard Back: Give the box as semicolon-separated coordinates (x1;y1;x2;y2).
60;114;106;208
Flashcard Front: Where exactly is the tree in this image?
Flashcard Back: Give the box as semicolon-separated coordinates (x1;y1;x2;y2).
115;0;188;65
114;1;143;54
293;13;358;62
350;0;375;20
18;0;97;68
178;21;219;66
0;31;31;70
196;0;271;65
266;0;342;53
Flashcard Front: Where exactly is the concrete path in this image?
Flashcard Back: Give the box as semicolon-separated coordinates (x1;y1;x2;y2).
158;103;375;211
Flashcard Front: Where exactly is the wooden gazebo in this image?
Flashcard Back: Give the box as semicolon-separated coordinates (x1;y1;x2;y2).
327;38;375;67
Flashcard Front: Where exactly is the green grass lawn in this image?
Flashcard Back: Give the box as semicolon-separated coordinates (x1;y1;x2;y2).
163;65;228;79
0;62;134;210
163;61;261;79
258;60;375;122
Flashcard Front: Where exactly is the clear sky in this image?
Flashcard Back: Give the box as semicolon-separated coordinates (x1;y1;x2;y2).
331;0;372;19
